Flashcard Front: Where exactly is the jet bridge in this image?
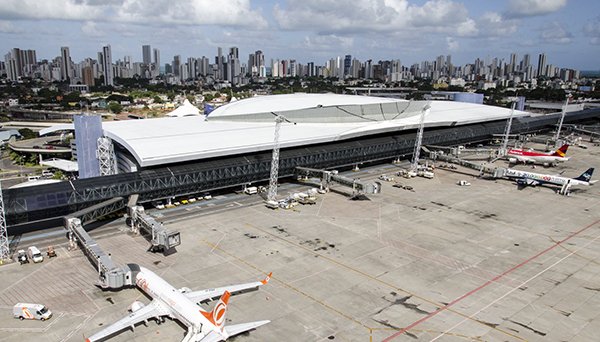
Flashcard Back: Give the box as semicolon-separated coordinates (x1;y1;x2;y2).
127;205;181;252
64;217;136;289
429;151;497;176
295;167;381;195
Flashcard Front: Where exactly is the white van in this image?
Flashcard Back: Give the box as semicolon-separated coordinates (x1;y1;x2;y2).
13;303;52;320
27;246;44;263
244;186;258;195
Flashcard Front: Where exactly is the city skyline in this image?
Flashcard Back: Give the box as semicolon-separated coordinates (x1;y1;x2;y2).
0;0;599;70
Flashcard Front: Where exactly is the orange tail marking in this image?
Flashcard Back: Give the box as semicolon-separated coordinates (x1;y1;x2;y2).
554;144;569;157
201;291;230;330
261;272;273;285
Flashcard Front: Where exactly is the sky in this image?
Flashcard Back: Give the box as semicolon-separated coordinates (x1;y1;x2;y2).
0;0;599;71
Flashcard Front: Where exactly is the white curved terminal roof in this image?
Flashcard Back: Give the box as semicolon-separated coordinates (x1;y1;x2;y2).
210;93;405;116
41;94;529;168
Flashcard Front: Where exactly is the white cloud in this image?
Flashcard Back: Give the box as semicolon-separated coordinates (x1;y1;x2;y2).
456;18;478;37
476;12;518;37
506;0;567;18
81;21;104;37
0;0;267;28
584;16;600;45
0;0;104;21
273;0;474;36
0;20;22;33
540;21;573;44
302;35;354;51
446;37;459;51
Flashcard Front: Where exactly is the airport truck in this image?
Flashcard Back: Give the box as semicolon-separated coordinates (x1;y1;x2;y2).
13;303;52;321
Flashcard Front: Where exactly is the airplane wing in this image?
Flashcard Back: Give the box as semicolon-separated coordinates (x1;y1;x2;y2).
184;272;271;304
199;320;271;342
86;300;170;342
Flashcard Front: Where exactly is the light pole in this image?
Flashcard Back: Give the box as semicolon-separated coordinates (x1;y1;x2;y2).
554;94;571;146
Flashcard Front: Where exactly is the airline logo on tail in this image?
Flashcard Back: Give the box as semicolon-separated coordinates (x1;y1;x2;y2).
552;144;569;157
575;168;594;182
201;291;230;331
261;272;273;285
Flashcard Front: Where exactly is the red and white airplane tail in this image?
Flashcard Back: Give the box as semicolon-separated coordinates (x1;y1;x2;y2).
551;144;569;157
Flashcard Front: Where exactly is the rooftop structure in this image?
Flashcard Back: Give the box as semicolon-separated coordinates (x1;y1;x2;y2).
41;94;528;169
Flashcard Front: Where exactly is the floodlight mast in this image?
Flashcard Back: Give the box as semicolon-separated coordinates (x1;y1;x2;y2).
500;101;517;156
554;94;571;146
0;180;9;262
267;115;286;202
411;103;431;172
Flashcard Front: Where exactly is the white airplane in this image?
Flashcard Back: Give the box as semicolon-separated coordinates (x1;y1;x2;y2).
506;144;570;165
504;167;595;193
86;264;272;342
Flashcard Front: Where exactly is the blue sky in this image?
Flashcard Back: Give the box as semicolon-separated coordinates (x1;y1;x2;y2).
0;0;599;70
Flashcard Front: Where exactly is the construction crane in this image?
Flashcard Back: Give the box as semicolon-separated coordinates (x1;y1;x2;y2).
267;115;286;203
411;103;431;171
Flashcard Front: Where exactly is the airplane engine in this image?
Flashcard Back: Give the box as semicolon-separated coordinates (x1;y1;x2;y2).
508;158;517;164
179;287;192;293
129;301;145;312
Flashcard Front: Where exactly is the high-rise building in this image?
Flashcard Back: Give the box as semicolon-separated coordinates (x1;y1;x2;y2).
537;53;546;78
4;48;23;81
152;48;160;77
102;45;113;86
197;56;209;77
344;55;352;77
172;55;180;76
60;47;72;82
217;47;223;81
142;45;151;65
82;66;94;87
229;47;239;59
187;57;196;80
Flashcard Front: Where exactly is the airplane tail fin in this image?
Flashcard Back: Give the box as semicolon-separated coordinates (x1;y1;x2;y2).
574;168;594;182
552;144;569;157
261;272;273;285
201;291;230;332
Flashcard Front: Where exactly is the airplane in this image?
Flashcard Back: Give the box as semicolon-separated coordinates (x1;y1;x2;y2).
506;144;570;165
504;167;595;194
86;264;272;342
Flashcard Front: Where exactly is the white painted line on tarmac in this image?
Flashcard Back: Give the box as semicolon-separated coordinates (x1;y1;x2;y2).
430;227;600;341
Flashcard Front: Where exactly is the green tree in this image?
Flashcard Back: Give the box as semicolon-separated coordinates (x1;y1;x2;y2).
108;101;123;114
18;128;37;140
152;95;163;104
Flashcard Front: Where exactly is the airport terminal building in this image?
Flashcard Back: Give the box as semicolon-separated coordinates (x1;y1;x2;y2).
5;94;600;226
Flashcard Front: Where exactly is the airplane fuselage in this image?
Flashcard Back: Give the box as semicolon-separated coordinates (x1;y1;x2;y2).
136;267;211;336
507;150;568;164
504;169;590;186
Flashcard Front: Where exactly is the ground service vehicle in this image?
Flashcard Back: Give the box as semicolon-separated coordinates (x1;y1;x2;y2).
27;246;44;263
13;303;52;321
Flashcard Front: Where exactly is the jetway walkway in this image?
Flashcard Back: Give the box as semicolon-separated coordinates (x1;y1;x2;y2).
62;196;159;290
127;204;181;252
295;166;381;195
429;152;497;176
64;216;135;289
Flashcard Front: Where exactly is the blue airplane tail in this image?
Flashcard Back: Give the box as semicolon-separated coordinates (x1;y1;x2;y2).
574;168;594;182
